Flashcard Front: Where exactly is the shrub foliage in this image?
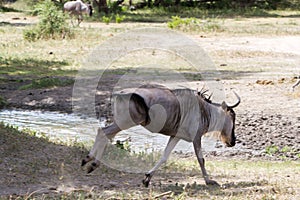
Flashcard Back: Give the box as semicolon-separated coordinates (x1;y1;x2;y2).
23;0;73;41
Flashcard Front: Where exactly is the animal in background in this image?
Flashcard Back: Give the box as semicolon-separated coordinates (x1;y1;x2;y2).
64;0;92;25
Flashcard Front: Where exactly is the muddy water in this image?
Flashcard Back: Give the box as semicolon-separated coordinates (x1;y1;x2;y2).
0;110;242;153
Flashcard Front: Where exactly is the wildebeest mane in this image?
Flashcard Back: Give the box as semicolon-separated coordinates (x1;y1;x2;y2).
197;88;212;103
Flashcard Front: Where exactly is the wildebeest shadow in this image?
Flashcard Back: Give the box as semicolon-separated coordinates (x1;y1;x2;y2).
162;180;268;196
160;179;269;196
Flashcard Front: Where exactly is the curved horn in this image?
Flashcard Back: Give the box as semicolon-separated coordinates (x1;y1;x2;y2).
227;91;241;109
292;77;300;91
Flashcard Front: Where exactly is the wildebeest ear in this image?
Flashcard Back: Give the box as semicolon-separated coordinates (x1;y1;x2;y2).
221;101;227;110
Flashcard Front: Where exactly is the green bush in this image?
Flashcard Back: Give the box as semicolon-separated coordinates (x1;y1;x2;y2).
108;0;123;13
102;16;112;24
115;14;125;23
23;0;73;41
167;16;186;29
23;28;39;42
168;16;222;32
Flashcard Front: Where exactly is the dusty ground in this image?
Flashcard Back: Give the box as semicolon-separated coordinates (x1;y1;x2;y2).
0;11;300;199
1;124;299;199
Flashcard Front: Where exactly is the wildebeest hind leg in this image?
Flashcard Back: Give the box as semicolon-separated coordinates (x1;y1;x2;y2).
83;124;121;173
77;14;83;26
69;15;76;27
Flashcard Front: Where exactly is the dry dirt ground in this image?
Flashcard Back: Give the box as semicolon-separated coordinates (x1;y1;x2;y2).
0;13;300;199
1;124;298;199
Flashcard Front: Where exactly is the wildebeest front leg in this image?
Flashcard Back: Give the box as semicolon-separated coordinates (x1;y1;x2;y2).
69;14;75;27
82;123;121;173
77;14;83;26
143;136;180;187
193;138;220;186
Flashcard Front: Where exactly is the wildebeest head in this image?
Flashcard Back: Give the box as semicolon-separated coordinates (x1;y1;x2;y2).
219;92;240;147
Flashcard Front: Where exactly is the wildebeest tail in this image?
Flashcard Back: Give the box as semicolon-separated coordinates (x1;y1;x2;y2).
130;93;150;126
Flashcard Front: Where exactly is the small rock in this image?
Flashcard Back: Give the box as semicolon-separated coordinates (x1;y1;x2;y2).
261;116;268;120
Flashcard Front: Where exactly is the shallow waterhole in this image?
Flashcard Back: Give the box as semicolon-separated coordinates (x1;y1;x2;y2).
0;109;246;154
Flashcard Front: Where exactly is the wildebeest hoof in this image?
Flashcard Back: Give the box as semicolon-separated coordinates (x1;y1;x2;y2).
81;159;87;166
87;162;98;173
82;155;92;167
142;179;150;187
206;179;220;186
142;173;151;187
87;165;95;173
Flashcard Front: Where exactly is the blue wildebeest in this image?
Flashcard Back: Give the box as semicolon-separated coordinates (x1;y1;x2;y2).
82;84;241;187
64;0;92;25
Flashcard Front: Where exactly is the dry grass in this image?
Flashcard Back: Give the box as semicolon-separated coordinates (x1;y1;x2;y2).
220;17;300;36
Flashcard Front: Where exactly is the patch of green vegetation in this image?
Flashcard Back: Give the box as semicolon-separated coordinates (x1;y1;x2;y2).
163;159;199;174
0;121;87;150
5;0;34;12
0;56;76;77
115;139;131;152
183;73;202;81
265;145;297;157
281;146;291;153
115;14;126;23
102;15;113;24
102;142;161;172
23;0;73;41
265;145;280;155
168;16;222;32
0;95;7;108
120;6;300;24
167;16;193;29
19;77;74;90
22;127;51;142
